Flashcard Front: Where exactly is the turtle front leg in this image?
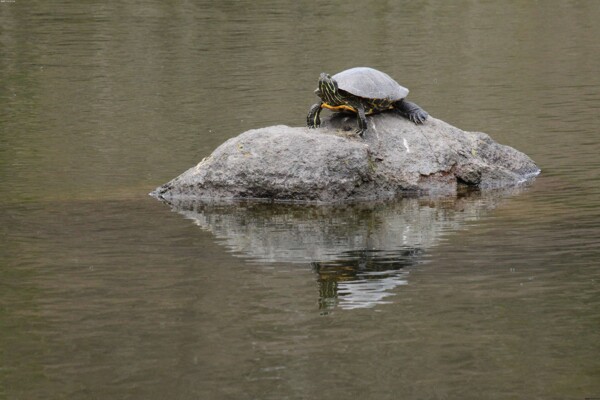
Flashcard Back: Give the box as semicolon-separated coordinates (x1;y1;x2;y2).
354;103;368;137
307;102;323;129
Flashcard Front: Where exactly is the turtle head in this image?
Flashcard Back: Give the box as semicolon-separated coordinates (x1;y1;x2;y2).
317;73;341;105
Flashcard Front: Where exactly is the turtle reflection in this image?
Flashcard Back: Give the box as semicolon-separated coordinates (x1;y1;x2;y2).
313;248;422;310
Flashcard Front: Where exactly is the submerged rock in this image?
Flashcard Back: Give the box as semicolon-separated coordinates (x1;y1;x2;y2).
151;113;540;202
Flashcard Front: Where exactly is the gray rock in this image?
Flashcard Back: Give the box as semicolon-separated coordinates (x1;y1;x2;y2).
151;113;540;202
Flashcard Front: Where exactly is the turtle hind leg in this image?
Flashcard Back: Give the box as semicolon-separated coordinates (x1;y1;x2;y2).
307;102;323;128
394;99;428;124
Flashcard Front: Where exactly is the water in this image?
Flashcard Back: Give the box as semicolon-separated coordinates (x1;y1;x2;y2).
1;1;599;399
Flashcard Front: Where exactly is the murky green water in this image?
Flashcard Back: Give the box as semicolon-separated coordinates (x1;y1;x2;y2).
2;1;600;399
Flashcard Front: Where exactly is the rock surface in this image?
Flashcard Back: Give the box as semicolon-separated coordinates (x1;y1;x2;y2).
151;113;540;202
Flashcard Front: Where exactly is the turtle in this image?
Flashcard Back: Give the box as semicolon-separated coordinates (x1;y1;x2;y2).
306;67;428;136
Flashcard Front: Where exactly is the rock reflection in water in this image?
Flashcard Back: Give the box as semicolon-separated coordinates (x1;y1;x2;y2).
160;188;525;309
313;248;421;310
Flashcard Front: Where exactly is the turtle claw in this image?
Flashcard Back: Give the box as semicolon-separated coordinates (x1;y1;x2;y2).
307;103;323;130
355;128;366;137
396;100;428;125
410;110;428;125
408;110;429;125
307;119;320;129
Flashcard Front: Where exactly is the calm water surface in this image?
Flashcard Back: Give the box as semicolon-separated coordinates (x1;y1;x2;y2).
1;1;599;399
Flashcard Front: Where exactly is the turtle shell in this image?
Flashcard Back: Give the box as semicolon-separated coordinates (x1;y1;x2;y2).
333;67;409;101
